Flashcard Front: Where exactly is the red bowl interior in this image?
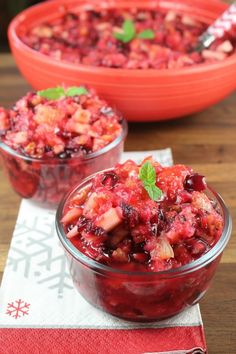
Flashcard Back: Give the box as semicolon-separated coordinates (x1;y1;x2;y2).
8;0;236;121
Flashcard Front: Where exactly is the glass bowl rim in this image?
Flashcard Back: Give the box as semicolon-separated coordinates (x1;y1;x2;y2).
0;119;128;163
56;168;232;278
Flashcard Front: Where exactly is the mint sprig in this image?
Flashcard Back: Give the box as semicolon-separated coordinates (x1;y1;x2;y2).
113;20;155;43
66;86;88;97
137;29;155;40
37;87;65;100
139;161;163;201
114;20;136;43
37;86;88;100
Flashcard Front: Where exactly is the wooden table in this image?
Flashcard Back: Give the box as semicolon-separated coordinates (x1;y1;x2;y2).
0;52;236;353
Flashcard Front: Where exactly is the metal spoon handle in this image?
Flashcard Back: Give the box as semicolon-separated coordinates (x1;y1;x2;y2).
144;347;206;354
197;2;236;51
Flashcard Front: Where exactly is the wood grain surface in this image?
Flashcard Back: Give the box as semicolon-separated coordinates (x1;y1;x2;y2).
0;31;236;353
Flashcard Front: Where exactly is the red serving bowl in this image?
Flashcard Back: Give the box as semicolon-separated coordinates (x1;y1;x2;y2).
8;0;236;122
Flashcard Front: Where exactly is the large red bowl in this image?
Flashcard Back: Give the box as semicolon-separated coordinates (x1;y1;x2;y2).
8;0;236;122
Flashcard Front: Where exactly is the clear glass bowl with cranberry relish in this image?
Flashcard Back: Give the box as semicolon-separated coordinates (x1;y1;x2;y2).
56;160;231;321
0;88;127;208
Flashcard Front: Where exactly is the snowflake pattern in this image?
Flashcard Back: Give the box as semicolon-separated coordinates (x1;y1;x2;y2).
6;299;30;319
6;208;73;298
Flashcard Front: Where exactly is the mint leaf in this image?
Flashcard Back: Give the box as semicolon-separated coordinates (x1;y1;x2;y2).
37;87;65;100
66;86;88;97
137;29;155;40
37;86;88;100
139;161;163;201
114;19;136;43
123;20;136;42
145;185;163;201
113;32;126;41
139;161;156;185
114;20;155;43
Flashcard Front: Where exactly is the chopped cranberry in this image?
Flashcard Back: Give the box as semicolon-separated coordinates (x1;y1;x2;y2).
184;173;207;192
122;204;140;228
76;216;89;232
132;252;149;264
101;171;119;189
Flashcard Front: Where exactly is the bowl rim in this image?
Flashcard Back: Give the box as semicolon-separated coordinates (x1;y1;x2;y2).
8;0;236;78
55;168;232;278
0;119;128;163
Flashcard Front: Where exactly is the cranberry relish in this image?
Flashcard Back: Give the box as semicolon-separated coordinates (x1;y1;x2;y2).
62;158;223;272
0;88;122;159
20;8;235;70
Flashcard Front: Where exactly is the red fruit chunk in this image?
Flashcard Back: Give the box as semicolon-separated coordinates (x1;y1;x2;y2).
157;165;192;200
184;173;207;192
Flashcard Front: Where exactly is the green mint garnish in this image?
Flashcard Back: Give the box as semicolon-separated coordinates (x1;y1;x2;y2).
37;86;88;100
137;29;155;40
139;161;163;201
113;20;155;43
37;87;65;100
66;86;88;97
114;20;136;43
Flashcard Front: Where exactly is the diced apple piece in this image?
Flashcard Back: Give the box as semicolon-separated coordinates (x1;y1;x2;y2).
202;50;226;61
182;15;197;26
70;185;91;206
100;134;114;143
72;108;91;123
67;225;79;239
83;192;98;214
192;191;213;213
61;207;83;224
53;144;65;155
97;207;122;232
92;138;106;152
151;238;174;260
24;142;36;155
178;55;194;65
112;247;129;263
34;105;63;125
12;131;28;144
165;11;177;22
32;25;53;38
72;135;91;146
216;40;233;53
65;118;90;134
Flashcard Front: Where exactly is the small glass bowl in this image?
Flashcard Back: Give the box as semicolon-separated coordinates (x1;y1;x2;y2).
0;119;127;208
56;173;232;322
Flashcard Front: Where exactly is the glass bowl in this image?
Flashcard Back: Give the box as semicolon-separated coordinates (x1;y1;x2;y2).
0;120;127;208
56;171;232;322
